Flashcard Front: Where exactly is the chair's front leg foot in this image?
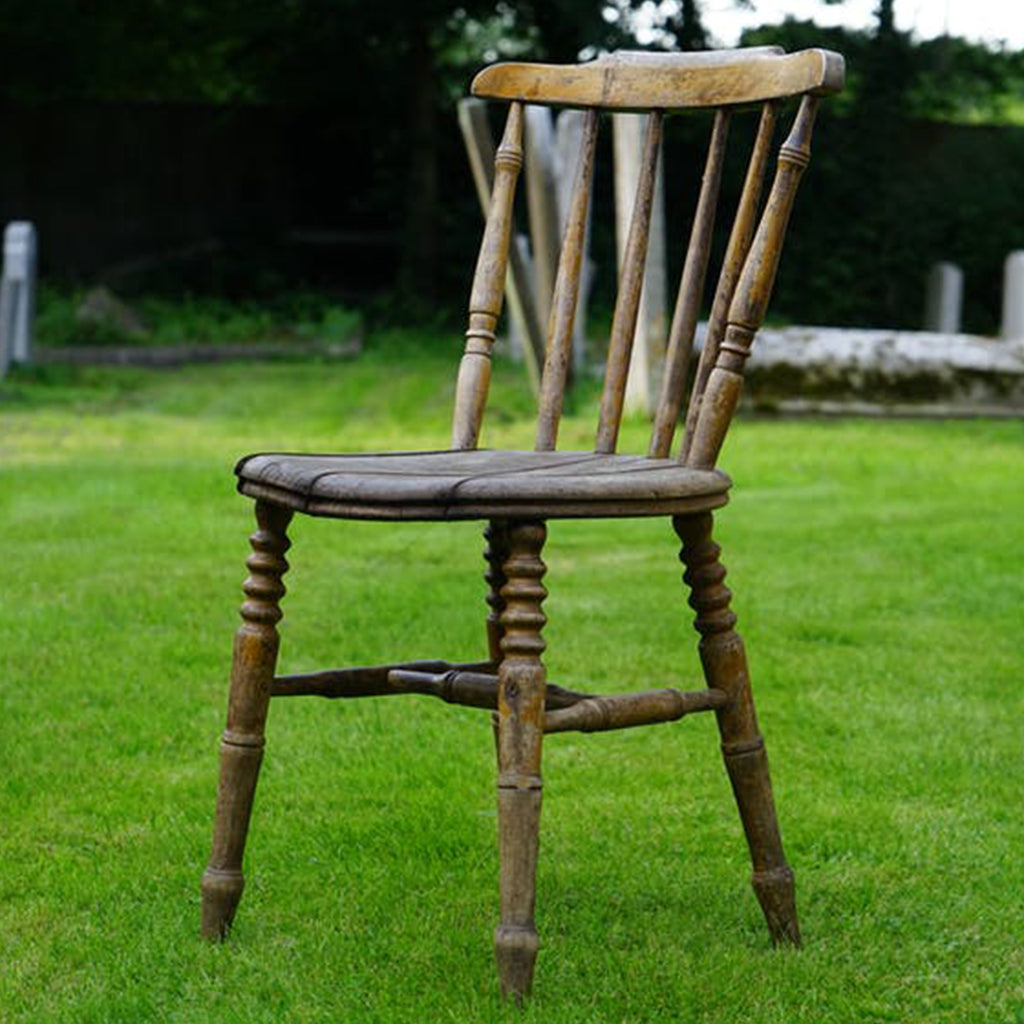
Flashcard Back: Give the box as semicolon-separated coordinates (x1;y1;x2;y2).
201;501;292;940
675;512;800;948
752;863;799;946
494;520;547;1002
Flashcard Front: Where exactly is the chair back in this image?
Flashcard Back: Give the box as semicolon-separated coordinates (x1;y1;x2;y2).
451;47;845;469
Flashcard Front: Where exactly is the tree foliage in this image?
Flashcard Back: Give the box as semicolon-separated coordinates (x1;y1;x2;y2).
3;1;1024;327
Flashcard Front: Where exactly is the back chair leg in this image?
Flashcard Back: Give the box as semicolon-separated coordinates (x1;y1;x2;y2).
486;520;511;771
201;501;292;939
494;520;548;1001
674;512;800;947
483;518;511;664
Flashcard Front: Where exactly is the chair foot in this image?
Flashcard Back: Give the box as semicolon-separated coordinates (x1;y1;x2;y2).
495;923;540;1003
752;866;801;946
201;867;245;939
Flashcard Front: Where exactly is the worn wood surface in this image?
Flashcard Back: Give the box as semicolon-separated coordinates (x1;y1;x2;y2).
236;448;730;521
649;108;730;457
494;521;548;1001
543;686;726;734
687;95;820;470
596;111;663;454
484;519;511;662
271;659;590;709
472;48;843;110
675;511;800;945
535;108;599;451
681;101;778;462
201;501;291;939
452;102;525;450
391;667;589;710
457;98;544;392
270;659;494;697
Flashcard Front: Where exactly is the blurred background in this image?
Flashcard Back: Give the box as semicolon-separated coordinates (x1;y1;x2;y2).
2;0;1024;336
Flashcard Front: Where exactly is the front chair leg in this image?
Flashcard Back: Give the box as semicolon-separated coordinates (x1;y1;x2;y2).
201;501;293;939
494;520;548;1001
674;512;800;947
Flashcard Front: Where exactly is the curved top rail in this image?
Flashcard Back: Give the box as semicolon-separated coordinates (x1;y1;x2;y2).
471;47;845;111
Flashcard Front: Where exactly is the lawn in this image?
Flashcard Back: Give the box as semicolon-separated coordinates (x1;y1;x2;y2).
1;330;1022;1023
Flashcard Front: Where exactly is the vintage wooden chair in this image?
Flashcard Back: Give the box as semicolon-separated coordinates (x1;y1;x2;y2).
200;47;845;1001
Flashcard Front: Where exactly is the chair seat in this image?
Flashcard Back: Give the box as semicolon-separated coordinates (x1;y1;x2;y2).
236;449;731;520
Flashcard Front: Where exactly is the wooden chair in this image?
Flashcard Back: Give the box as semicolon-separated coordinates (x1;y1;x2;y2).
200;46;845;1001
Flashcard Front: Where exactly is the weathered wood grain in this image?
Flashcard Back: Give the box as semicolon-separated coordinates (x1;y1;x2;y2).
457;97;545;392
472;48;843;110
543;686;726;733
236;448;731;522
535;108;599;451
687;95;820;470
271;659;494;697
484;519;511;662
201;501;291;939
595;111;663;454
494;521;548;1002
649;109;730;457
681;101;778;462
452;102;525;450
675;511;800;945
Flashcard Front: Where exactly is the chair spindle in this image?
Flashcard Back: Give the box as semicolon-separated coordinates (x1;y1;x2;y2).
681;102;778;463
452;102;525;450
687;95;820;471
649;109;731;458
595;110;663;455
535;109;600;452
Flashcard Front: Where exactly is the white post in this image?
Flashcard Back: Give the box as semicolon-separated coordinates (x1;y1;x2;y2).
506;234;535;361
613;113;667;416
523;105;561;338
554;109;594;374
1001;251;1024;339
0;221;37;375
923;261;963;333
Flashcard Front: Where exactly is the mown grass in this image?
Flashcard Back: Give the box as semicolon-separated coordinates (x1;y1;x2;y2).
1;330;1022;1023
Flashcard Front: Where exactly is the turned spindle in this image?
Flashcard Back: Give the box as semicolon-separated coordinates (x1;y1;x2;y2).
494;520;548;1001
201;501;292;939
675;512;799;945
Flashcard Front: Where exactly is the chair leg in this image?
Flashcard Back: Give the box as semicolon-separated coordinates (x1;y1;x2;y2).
201;501;293;939
494;520;548;1001
674;512;801;947
483;518;511;664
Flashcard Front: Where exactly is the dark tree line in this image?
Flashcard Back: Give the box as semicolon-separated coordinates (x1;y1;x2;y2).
1;1;1022;328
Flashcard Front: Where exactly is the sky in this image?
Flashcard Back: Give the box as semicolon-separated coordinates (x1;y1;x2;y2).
692;0;1024;50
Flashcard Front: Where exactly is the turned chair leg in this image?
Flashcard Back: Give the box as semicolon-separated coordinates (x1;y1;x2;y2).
483;518;511;665
674;512;801;947
201;501;292;939
494;520;548;1001
485;520;511;769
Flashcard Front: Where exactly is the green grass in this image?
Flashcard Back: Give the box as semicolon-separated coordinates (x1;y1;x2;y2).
1;330;1023;1022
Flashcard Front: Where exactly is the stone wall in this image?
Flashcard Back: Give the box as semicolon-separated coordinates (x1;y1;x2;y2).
740;326;1024;417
